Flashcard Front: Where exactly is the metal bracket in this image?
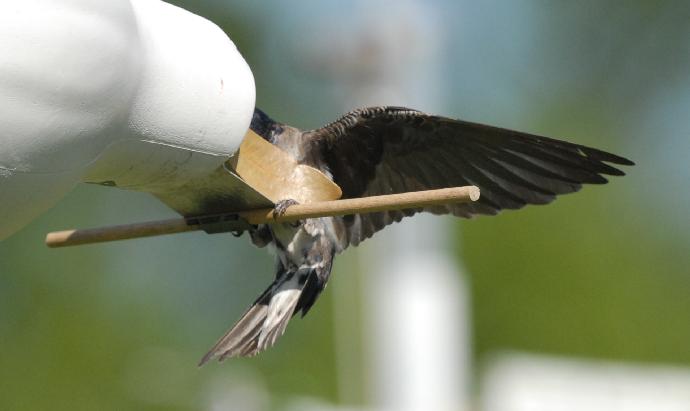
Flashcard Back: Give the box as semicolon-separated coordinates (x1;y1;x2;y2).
185;213;252;235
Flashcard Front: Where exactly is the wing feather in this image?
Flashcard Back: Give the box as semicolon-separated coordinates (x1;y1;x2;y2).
300;106;632;250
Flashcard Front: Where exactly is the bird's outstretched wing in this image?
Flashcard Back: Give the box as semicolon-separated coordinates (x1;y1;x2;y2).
300;106;634;249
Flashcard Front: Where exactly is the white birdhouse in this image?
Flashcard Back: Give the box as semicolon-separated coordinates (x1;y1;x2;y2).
0;0;256;240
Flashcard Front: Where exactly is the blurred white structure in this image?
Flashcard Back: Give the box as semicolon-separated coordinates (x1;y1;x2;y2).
345;4;470;411
0;0;254;240
296;2;472;410
482;353;690;411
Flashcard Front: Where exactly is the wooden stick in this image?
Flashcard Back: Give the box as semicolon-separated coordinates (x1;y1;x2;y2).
45;186;479;248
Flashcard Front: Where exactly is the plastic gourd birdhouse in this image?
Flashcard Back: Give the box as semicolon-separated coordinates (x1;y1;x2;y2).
0;0;255;240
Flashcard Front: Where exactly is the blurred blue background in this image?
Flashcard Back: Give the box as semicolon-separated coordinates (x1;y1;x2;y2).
1;1;689;410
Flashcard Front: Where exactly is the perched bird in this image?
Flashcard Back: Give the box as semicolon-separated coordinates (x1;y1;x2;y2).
199;106;633;364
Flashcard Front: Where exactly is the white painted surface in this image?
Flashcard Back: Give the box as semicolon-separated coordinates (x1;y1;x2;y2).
0;0;255;240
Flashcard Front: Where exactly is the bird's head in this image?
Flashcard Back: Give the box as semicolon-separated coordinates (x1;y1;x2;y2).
250;108;283;142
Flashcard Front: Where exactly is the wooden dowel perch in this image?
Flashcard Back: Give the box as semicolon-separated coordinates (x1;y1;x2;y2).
45;186;480;248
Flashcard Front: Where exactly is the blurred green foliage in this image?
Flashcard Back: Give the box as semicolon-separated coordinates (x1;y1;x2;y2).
461;182;690;365
1;1;689;410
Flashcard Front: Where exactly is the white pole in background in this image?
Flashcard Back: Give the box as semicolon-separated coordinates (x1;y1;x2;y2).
324;2;473;410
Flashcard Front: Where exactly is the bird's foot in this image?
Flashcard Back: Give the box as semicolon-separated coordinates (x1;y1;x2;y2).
273;199;301;226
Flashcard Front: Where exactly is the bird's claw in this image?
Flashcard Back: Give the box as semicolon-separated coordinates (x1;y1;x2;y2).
273;199;300;220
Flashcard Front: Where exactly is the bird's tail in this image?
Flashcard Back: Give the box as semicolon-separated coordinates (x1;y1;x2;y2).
199;269;307;365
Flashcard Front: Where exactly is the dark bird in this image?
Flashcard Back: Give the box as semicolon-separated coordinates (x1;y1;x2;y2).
199;106;633;364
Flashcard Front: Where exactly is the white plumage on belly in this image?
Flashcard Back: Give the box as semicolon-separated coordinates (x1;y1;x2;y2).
271;220;323;267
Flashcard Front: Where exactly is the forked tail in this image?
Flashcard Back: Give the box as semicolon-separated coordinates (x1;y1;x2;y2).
199;269;307;365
